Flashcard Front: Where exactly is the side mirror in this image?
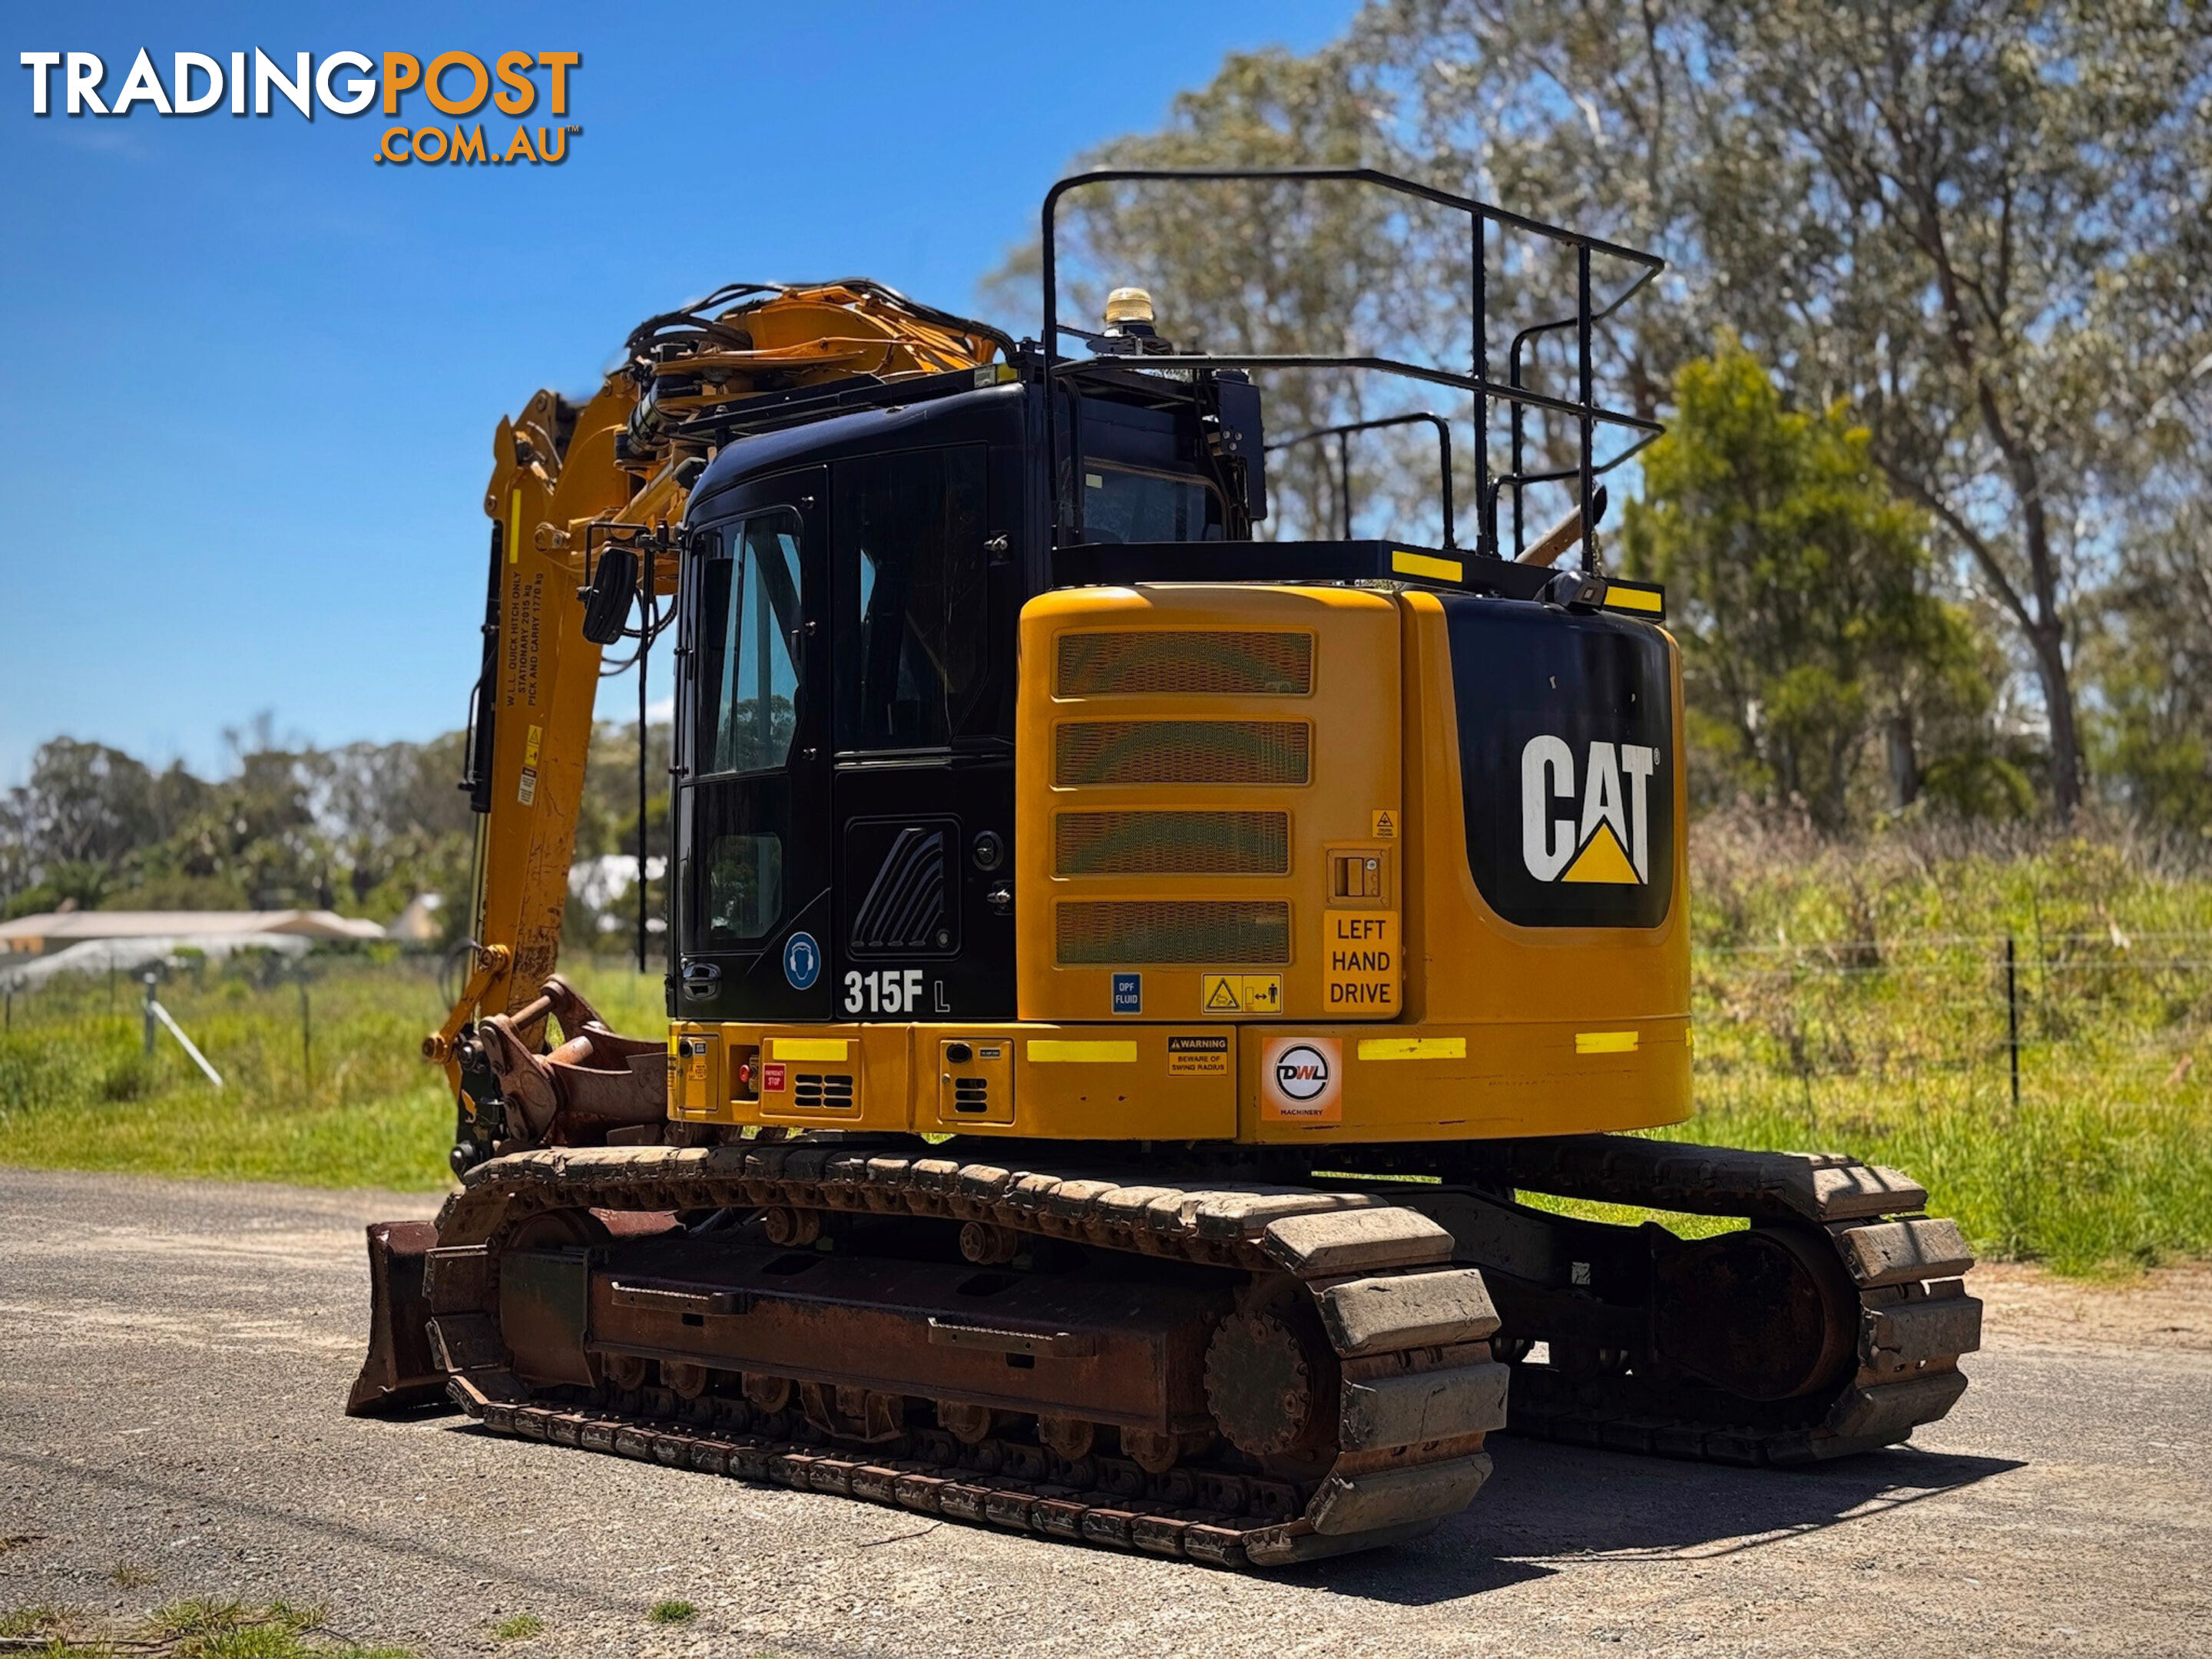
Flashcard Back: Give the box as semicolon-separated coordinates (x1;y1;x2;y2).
578;545;639;644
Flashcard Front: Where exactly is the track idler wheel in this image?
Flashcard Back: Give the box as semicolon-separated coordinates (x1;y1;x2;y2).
1652;1225;1858;1400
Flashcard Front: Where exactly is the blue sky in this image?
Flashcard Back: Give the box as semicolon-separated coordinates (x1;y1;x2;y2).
0;0;1356;785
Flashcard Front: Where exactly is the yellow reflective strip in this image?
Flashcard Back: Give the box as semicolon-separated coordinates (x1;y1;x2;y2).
1356;1037;1467;1061
1028;1040;1138;1064
770;1038;849;1061
1604;584;1664;614
1575;1030;1640;1055
508;490;522;564
1392;550;1462;583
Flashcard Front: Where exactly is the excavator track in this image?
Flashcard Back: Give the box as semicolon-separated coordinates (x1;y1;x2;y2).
406;1139;1512;1568
1458;1135;1982;1465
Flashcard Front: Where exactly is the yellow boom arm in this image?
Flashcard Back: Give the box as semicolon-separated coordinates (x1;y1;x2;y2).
423;284;1003;1084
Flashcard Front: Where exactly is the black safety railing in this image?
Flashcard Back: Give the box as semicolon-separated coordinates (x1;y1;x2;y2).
1040;167;1664;569
1267;412;1457;548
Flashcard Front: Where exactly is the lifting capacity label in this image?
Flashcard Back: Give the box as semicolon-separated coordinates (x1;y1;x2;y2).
1323;911;1401;1012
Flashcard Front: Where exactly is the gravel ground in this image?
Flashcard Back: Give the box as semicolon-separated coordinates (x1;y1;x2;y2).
2;1166;2207;1659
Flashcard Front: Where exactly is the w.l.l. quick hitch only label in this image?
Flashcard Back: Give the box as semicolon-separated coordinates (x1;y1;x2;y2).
1323;911;1400;1012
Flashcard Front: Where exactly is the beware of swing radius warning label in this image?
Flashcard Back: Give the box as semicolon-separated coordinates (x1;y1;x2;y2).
1324;911;1400;1012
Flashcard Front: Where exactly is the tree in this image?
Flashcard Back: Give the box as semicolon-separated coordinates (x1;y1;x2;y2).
1050;1;2212;820
1622;339;1997;826
2089;498;2212;833
1375;0;2212;816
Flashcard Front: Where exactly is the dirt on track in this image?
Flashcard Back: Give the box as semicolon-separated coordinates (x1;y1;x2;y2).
1;1166;2207;1659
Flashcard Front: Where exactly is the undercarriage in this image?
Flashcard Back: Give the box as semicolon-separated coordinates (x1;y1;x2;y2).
349;1133;1979;1568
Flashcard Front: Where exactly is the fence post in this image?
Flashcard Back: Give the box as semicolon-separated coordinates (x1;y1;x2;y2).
143;972;158;1057
2005;932;2021;1113
299;979;313;1092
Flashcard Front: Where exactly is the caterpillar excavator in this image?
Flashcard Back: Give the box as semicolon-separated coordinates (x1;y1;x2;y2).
348;169;1981;1568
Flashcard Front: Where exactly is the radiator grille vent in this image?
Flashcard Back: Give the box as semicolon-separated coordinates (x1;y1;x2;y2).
1055;900;1291;965
1053;721;1310;786
793;1073;856;1111
1055;631;1313;697
951;1077;992;1115
1055;811;1290;876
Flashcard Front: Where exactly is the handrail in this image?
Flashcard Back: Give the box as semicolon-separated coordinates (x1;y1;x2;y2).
1039;166;1664;571
1266;411;1457;548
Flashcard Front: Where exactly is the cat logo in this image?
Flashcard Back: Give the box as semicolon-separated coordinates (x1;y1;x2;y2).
1522;737;1659;885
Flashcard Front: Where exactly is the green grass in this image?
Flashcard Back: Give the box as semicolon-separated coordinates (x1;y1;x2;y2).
1667;820;2212;1276
490;1614;544;1641
0;828;2206;1276
0;955;660;1192
646;1601;697;1625
0;1604;71;1638
0;1599;414;1659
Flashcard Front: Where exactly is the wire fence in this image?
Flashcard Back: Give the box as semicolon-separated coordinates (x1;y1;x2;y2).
0;934;2204;1117
1689;929;2211;1109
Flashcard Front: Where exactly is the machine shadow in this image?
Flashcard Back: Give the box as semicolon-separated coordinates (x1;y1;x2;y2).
1300;1435;2022;1606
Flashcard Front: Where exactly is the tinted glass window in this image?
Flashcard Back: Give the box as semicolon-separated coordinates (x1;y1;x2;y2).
705;832;783;943
838;446;988;750
1082;464;1222;543
699;511;803;777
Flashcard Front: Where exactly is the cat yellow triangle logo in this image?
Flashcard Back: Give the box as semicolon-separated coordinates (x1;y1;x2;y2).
1561;820;1641;884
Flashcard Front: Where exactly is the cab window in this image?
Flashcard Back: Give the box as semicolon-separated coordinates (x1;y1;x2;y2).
698;509;803;777
836;445;989;750
1081;463;1223;543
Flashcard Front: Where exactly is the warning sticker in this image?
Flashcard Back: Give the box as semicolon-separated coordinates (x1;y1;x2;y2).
762;1061;786;1094
1370;808;1398;839
1202;973;1283;1015
1324;912;1401;1012
1260;1035;1342;1123
1167;1034;1230;1076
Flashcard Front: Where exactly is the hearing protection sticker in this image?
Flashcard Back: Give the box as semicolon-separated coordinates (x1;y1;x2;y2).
1260;1035;1341;1124
1166;1034;1230;1076
1201;973;1282;1015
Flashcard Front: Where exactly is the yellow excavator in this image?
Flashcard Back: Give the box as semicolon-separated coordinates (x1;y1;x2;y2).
349;169;1980;1568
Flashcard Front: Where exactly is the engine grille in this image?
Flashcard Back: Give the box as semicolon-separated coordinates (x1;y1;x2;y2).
1055;631;1313;697
1055;900;1291;965
1055;811;1290;876
1053;721;1311;786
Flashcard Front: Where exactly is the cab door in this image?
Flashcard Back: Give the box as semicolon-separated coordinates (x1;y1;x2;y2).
828;442;1018;1022
674;468;833;1022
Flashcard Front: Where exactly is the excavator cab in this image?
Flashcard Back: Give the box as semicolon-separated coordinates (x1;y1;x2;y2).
668;342;1266;1035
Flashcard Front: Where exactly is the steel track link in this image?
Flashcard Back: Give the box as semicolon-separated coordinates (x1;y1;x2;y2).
1481;1135;1983;1465
421;1138;1511;1567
